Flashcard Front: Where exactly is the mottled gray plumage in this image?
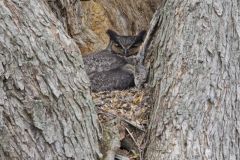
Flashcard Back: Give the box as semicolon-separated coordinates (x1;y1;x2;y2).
83;29;147;92
90;68;135;92
83;49;127;76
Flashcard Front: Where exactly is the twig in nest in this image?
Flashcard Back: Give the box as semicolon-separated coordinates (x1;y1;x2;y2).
125;127;142;160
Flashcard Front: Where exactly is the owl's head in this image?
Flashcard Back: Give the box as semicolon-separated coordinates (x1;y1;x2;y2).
106;29;146;57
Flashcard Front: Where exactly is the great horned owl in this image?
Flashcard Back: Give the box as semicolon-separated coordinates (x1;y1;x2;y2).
83;29;146;92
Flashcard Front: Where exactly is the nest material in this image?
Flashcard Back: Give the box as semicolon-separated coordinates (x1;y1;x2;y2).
92;87;151;160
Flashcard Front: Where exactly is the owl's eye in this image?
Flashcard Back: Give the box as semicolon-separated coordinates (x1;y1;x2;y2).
131;44;140;48
114;43;121;48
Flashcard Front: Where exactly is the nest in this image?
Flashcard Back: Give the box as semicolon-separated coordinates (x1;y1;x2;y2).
92;87;151;160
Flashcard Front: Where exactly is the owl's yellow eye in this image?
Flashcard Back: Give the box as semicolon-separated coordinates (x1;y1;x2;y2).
114;43;121;48
131;44;140;48
112;43;124;55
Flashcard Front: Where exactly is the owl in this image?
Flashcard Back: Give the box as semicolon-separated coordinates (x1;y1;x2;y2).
83;29;146;92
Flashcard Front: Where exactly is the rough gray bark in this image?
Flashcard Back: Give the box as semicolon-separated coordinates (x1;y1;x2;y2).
144;0;240;159
47;0;104;55
0;0;101;159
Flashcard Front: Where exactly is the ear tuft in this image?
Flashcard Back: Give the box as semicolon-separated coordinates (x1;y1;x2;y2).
106;29;119;42
135;30;147;43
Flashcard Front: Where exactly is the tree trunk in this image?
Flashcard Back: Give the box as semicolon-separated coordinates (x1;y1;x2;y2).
83;0;158;35
0;0;101;159
144;0;240;159
46;0;104;55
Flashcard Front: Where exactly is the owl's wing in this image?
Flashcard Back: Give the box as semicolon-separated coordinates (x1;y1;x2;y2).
83;50;127;74
89;69;134;92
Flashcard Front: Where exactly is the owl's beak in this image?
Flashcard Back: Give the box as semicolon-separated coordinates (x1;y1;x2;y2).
124;49;128;56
